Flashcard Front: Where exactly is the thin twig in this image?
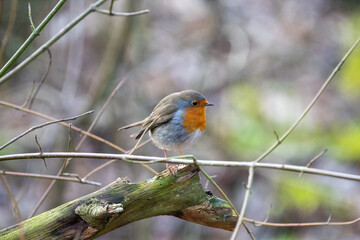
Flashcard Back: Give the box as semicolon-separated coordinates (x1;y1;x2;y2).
1;153;359;182
0;0;66;78
254;35;360;163
29;76;153;217
231;166;255;240
0;110;94;151
29;123;74;218
0;175;25;240
95;8;150;17
125;138;151;154
242;222;255;240
67;124;72;152
28;154;68;218
273;130;280;143
0;170;100;186
76;76;128;149
128;116;160;155
82;159;117;180
0;0;18;66
195;163;258;239
27;2;36;32
192;157;239;216
0;100;126;153
34;135;47;168
262;205;272;224
1;110;93;218
109;0;115;15
72;78;155;179
21;81;36;108
89;117;160;180
244;216;360;227
200;166;239;216
28;48;52;109
299;149;327;178
0;0;108;84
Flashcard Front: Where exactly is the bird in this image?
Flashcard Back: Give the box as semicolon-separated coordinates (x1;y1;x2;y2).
118;90;213;162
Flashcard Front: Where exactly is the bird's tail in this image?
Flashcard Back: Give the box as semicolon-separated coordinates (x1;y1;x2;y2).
117;120;144;131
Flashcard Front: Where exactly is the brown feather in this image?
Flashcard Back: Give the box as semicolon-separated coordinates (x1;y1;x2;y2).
117;120;145;131
120;92;180;139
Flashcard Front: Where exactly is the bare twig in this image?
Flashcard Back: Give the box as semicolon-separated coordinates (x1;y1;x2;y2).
242;222;255;240
0;170;100;186
109;0;115;15
125;138;151;154
0;110;94;151
192;156;239;216
88;117;161;181
67;124;72;152
231;166;255;240
21;82;36;108
0;0;107;84
0;0;66;78
28;48;52;109
193;161;258;240
28;159;66;218
27;3;36;32
76;76;128;149
34;135;47;168
244;216;360;227
0;153;359;182
0;175;25;240
128;116;160;155
63;77;153;192
29;76;154;217
95;8;150;17
299;149;327;178
254;35;360;163
0;0;18;66
273;130;280;143
1;110;91;218
0;100;126;153
82;159;117;180
29;123;75;218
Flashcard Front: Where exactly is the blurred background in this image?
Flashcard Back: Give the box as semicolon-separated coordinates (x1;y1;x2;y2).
0;0;360;239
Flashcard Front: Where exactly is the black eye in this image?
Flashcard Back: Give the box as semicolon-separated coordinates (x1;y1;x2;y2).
191;101;198;106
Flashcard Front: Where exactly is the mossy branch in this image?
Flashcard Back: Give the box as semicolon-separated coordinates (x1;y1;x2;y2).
0;165;237;240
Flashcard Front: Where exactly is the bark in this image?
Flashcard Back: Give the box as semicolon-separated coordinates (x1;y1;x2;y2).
0;164;237;239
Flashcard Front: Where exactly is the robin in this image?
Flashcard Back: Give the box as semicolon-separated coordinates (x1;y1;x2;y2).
118;90;214;160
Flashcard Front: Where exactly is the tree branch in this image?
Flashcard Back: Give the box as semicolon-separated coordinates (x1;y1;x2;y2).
0;165;237;239
0;152;359;182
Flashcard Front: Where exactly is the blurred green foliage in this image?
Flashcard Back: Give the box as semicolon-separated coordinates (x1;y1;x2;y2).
340;14;360;98
277;177;333;213
227;84;276;157
332;123;360;161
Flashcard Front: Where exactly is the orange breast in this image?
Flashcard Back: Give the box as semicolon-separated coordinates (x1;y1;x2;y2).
182;100;207;133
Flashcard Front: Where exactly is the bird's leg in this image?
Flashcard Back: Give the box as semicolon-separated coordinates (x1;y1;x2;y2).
179;150;186;160
164;149;168;169
164;149;175;175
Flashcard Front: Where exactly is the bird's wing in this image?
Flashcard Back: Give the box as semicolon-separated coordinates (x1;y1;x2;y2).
133;103;178;139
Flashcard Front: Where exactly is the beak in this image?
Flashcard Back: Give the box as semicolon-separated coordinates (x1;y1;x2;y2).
204;102;214;106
